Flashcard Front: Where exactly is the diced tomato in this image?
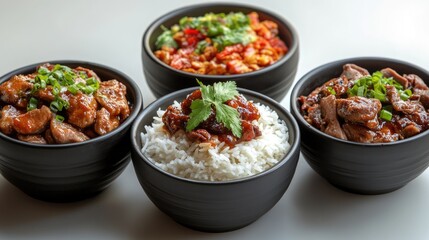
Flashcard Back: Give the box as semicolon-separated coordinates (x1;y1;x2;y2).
216;44;244;60
269;38;288;54
170;55;191;69
226;60;250;74
184;28;200;35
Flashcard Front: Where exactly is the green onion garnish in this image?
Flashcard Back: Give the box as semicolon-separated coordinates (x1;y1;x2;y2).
380;109;393;121
55;115;65;122
348;71;413;103
327;86;336;95
27;97;38;111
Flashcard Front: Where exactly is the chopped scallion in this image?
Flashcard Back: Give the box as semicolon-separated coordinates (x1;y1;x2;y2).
380;109;393;121
27;97;38;111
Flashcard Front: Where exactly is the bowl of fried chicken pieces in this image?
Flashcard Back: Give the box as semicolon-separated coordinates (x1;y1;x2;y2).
0;60;142;202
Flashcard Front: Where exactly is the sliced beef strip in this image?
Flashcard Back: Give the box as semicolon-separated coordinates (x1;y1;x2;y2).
342;123;376;143
50;118;89;143
320;95;347;140
304;104;323;129
386;85;420;114
404;74;429;109
387;85;428;129
67;92;98;128
299;76;349;112
341;64;370;82
17;134;47;144
13;105;52;135
404;74;428;91
336;96;381;129
94;107;120;135
342;123;399;143
381;68;409;88
94;79;130;120
0;105;23;135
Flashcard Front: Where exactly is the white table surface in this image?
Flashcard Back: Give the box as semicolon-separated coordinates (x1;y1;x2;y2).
1;0;429;239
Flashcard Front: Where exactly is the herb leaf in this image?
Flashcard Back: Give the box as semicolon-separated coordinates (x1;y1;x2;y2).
214;102;242;138
214;81;239;103
187;80;242;138
186;99;212;131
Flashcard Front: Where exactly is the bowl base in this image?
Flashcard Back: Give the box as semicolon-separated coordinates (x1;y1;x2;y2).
329;182;406;195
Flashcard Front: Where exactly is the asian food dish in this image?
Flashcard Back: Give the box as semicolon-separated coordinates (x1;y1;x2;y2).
0;63;131;144
298;63;429;143
154;12;288;75
140;81;290;181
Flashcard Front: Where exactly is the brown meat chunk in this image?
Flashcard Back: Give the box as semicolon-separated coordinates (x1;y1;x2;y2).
0;75;33;105
405;74;428;90
94;108;120;135
13;105;52;134
0;105;23;135
304;104;323;129
343;123;400;143
336;96;381;125
342;123;376;143
95;80;130;120
381;68;409;88
17;134;47;144
162;105;189;134
299;76;349;113
240;120;262;141
50;118;89;143
186;129;211;142
386;85;427;126
44;129;56;144
67;92;97;128
320;95;347;140
402;123;421;138
74;66;101;82
341;64;370;82
34;86;56;102
181;89;202;115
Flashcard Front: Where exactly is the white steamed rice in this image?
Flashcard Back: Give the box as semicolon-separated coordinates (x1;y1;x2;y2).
140;101;290;181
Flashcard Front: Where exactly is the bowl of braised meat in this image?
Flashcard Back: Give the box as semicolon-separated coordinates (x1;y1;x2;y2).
141;2;299;101
290;57;429;194
0;60;142;202
130;81;300;232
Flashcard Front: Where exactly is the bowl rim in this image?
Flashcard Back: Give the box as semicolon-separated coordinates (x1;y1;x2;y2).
131;86;300;185
290;56;429;147
142;2;299;79
0;60;143;149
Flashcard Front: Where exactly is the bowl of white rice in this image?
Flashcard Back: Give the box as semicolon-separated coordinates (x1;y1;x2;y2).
130;84;300;232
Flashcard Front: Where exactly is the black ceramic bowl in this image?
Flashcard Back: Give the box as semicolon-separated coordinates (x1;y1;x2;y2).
0;60;142;202
141;3;299;102
130;87;300;232
290;57;429;194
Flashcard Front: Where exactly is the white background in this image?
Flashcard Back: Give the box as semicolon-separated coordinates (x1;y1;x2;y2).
1;0;429;239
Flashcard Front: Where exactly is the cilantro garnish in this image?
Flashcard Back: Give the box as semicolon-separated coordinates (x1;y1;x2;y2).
186;80;242;138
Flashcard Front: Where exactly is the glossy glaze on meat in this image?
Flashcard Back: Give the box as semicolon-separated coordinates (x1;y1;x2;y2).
162;89;261;147
299;64;429;143
0;63;131;144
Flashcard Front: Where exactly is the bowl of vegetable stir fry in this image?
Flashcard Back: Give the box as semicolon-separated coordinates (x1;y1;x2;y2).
0;60;142;202
290;57;429;194
142;2;299;101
